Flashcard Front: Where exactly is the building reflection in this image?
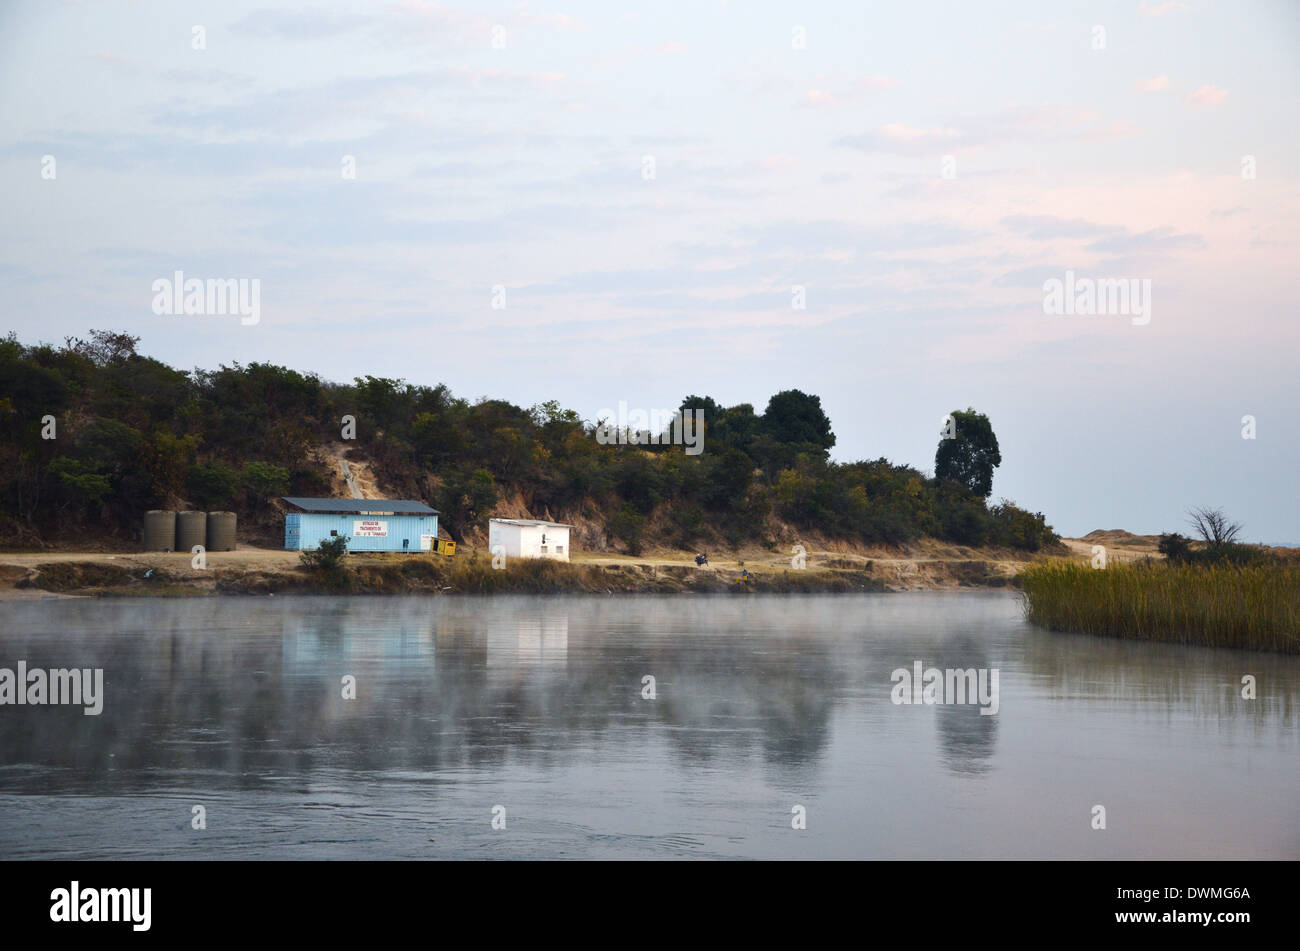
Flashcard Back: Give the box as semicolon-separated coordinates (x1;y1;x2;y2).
0;598;917;790
486;615;568;670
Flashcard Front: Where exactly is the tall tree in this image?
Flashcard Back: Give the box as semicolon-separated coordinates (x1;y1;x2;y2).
761;390;835;452
935;408;1001;498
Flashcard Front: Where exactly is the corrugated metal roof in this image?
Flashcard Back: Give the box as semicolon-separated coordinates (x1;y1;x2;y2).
490;518;573;528
282;497;439;515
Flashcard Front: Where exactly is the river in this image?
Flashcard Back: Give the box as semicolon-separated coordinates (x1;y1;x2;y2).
1;593;1296;859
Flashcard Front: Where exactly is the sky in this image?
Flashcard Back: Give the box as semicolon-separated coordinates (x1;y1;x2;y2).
1;0;1297;540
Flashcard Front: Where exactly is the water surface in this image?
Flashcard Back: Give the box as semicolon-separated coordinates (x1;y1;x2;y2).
1;593;1295;859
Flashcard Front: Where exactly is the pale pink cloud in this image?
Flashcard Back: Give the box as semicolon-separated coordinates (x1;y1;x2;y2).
798;74;897;109
880;123;960;143
759;154;796;171
856;75;898;91
1135;75;1168;92
517;11;587;31
1186;85;1227;107
840;104;1131;156
655;42;688;56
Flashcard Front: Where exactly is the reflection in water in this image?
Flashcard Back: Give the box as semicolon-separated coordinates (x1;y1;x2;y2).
487;615;567;669
931;638;999;775
0;593;1297;860
0;598;843;787
1020;626;1297;727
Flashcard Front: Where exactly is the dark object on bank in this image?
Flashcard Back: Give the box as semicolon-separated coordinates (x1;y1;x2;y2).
142;510;176;552
695;553;708;566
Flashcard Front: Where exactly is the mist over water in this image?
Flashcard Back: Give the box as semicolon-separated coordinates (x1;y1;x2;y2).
1;593;1296;859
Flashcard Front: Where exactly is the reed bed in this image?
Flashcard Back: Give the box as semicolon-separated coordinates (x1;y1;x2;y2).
1021;560;1300;653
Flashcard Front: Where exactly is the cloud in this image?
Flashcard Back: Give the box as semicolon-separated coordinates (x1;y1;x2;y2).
837;123;962;154
1084;226;1206;254
993;265;1063;288
836;105;1131;155
148;67;574;140
231;9;377;39
737;219;982;256
1186;85;1228;107
1001;215;1124;240
799;75;897;109
880;123;959;143
1138;1;1190;16
992;223;1208;284
230;4;587;46
759;154;796;171
90;51;133;67
1135;75;1169;92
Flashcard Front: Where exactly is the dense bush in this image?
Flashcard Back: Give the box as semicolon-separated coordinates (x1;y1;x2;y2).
1158;532;1192;561
1;329;1058;552
300;535;349;571
989;501;1059;551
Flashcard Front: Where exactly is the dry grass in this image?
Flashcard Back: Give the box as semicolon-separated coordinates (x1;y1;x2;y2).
1021;560;1300;653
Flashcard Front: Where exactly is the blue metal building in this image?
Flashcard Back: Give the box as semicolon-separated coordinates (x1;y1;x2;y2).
281;497;440;553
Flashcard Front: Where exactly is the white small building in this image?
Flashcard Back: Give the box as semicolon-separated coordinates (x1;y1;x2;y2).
488;518;573;562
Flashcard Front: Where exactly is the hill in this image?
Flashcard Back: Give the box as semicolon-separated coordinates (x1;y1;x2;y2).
1;329;1059;556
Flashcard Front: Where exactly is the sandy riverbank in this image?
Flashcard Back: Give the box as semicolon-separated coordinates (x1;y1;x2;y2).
0;534;1163;599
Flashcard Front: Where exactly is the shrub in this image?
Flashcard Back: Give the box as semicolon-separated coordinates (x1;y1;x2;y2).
1158;532;1192;562
989;500;1058;551
241;460;290;500
300;535;348;571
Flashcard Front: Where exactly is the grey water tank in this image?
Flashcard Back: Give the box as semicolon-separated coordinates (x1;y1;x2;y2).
206;511;237;551
143;510;176;551
176;511;207;552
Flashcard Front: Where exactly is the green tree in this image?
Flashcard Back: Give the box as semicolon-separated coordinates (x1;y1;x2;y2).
188;461;240;509
713;403;760;452
761;390;835;455
47;456;113;507
436;468;498;540
241;461;290;501
935;408;1001;498
610;503;646;555
701;448;755;511
62;329;140;366
678;394;726;446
